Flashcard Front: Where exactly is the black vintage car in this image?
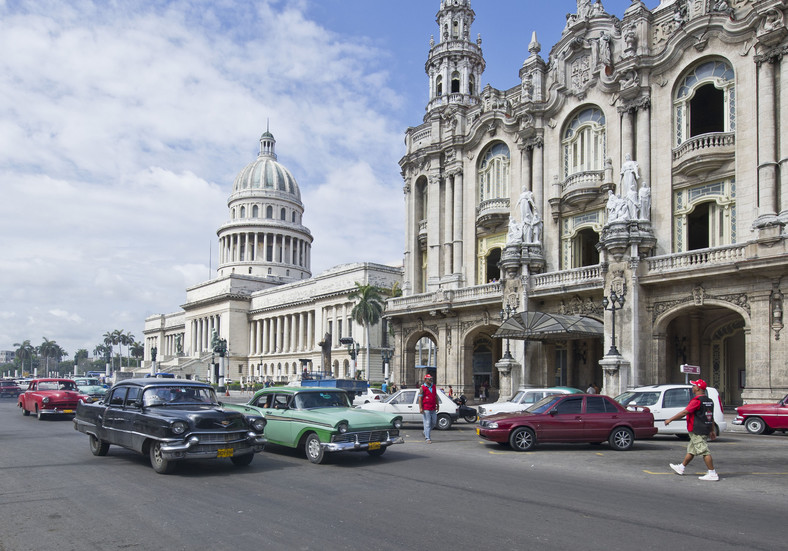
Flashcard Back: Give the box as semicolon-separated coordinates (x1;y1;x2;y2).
73;378;267;474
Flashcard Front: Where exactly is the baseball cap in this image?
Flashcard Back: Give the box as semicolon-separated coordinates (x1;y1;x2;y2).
424;374;432;379
690;379;707;390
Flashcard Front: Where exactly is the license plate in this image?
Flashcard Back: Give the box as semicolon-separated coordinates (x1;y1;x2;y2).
62;410;74;414
368;441;381;450
217;448;234;458
476;427;480;435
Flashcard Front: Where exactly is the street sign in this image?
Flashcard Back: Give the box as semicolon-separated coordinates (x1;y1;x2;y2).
680;364;700;375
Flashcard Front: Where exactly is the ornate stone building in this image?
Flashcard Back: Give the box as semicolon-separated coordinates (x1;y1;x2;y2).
143;130;401;383
386;0;788;404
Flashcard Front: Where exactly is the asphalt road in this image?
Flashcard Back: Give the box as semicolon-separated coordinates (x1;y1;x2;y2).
1;396;786;551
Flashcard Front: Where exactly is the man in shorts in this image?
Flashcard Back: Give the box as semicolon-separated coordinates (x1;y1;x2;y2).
665;379;719;481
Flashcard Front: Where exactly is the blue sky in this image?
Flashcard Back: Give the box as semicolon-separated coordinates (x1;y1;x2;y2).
0;0;640;360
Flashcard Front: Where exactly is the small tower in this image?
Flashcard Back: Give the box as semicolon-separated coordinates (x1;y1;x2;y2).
425;0;485;113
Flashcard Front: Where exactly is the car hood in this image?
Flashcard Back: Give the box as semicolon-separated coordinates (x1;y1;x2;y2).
146;405;253;430
77;385;106;394
35;390;83;400
484;410;537;422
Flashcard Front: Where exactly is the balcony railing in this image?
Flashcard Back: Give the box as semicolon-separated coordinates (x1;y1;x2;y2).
386;282;501;313
532;265;603;292
644;244;747;273
673;132;735;162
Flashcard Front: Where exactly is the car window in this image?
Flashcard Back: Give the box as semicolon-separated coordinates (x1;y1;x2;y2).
663;388;692;408
271;394;290;409
554;396;583;414
585;396;608;413
388;390;417;405
124;387;141;406
108;388;127;407
525;391;548;404
253;394;273;408
296;391;349;409
627;392;660;406
527;395;564;414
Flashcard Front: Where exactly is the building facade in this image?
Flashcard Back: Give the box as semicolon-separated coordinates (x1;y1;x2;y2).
143;131;401;383
386;0;788;404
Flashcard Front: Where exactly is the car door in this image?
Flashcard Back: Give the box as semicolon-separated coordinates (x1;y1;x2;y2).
102;387;134;447
583;396;620;440
383;390;420;422
538;396;584;441
659;387;693;430
255;392;293;445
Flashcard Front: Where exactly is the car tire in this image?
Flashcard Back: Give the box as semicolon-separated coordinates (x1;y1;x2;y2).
744;416;767;435
22;405;30;416
367;447;386;457
89;434;109;456
149;441;176;474
230;453;254;467
36;407;44;421
304;433;325;464
509;427;536;451
609;427;634;450
464;413;478;423
436;413;452;430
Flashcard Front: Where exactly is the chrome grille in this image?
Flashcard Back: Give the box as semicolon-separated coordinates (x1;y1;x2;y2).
194;431;247;444
331;430;398;444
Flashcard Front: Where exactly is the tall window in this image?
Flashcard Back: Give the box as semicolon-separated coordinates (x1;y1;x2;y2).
562;107;606;178
478;142;510;203
451;71;461;93
674;59;735;146
436;75;443;97
673;180;736;252
252;205;259;218
266;206;273;218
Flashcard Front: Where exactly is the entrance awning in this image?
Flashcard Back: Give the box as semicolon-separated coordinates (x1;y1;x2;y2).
493;311;604;341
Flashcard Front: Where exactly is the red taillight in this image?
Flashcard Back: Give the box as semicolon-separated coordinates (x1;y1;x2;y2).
375;395;380;400
718;395;724;412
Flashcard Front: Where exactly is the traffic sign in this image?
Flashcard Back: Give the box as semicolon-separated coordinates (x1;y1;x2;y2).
680;364;700;375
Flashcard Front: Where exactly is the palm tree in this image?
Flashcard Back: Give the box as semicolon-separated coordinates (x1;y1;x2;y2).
13;340;35;374
74;349;89;375
349;282;385;381
102;331;116;371
130;341;144;367
38;338;61;376
122;331;135;370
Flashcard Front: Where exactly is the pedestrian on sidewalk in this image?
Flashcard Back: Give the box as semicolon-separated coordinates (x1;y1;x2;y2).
665;379;719;481
418;374;439;443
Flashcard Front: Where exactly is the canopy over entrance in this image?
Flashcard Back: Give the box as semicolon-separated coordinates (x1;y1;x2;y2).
493;311;604;341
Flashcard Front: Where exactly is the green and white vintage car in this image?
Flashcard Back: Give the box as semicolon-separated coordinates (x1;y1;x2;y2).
226;386;403;464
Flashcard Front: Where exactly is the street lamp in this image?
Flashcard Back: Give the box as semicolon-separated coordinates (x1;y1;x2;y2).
380;347;394;387
499;302;518;359
602;288;626;356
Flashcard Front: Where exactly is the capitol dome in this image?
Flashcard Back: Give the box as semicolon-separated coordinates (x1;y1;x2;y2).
232;131;301;201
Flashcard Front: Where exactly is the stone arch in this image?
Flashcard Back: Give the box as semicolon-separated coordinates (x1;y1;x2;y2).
461;323;503;400
400;328;439;387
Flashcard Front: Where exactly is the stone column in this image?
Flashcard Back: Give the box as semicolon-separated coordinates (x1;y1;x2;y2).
427;172;442;288
621;110;635;166
444;173;454;275
757;58;778;221
452;171;464;275
780;55;788;217
636;103;651;186
532;141;544;226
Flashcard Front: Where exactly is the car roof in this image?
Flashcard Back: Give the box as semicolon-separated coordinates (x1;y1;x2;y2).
515;386;583;393
112;378;211;388
256;386;346;393
629;384;715;390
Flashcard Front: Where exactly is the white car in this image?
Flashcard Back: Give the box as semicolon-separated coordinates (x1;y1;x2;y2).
477;387;583;417
614;384;727;437
351;387;388;407
359;388;459;430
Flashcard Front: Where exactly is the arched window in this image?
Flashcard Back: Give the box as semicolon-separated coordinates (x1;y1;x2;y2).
280;208;286;220
451;71;461;94
291;212;296;223
436;75;443;97
478;143;510;203
469;75;476;96
231;208;236;220
240;206;246;218
266;206;273;218
252;205;259;218
673;180;735;252
562;107;606;178
560;212;602;270
674;59;735;146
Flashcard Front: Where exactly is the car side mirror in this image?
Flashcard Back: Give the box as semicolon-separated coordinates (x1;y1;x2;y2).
549;408;558;415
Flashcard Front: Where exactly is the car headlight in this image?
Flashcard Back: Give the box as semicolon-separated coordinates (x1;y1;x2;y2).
171;421;188;435
337;422;349;434
486;421;498;429
42;397;50;404
393;419;402;429
251;418;266;432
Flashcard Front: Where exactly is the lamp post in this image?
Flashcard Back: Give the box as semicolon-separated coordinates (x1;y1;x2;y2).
339;337;358;379
602;288;626;356
499;302;518;359
380;347;394;388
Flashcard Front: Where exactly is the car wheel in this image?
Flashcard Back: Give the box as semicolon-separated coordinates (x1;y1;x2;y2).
744;416;766;435
509;427;536;451
464;413;478;423
230;453;254;467
304;433;325;464
89;434;109;456
22;405;30;416
149;441;176;474
609;427;634;451
367;447;386;457
36;407;44;421
436;413;452;430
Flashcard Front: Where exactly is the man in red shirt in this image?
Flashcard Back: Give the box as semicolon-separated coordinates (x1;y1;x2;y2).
665;379;719;481
418;374;439;443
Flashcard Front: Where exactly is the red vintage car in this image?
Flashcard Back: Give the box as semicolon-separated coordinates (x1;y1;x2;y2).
477;393;657;451
733;394;788;434
17;378;88;420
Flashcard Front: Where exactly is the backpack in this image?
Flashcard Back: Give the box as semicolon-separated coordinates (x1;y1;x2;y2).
692;395;715;435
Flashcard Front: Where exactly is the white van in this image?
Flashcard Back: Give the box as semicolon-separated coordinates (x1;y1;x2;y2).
615;384;727;436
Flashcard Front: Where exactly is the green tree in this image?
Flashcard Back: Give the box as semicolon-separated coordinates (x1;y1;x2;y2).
13;340;35;374
121;331;135;369
349;282;385;381
130;341;144;367
39;338;66;376
74;348;89;375
103;331;118;370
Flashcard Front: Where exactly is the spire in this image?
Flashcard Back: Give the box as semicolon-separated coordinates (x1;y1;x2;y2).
259;124;276;159
528;31;541;56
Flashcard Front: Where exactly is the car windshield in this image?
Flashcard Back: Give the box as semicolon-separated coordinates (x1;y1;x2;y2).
615;391;660;407
294;391;350;409
75;378;101;386
525;395;564;414
38;381;76;391
142;386;218;406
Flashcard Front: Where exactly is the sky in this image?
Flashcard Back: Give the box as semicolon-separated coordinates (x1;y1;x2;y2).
0;0;640;359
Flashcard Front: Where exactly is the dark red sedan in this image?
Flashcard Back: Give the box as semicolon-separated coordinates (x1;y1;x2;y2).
18;378;88;420
477;393;657;451
733;394;788;434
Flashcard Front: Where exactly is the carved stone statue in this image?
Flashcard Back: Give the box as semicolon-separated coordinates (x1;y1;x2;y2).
606;190;628;222
151;347;157;362
638;181;651;220
318;332;332;374
175;334;183;355
515;189;543;244
620;154;640;195
506;217;523;246
516;189;535;224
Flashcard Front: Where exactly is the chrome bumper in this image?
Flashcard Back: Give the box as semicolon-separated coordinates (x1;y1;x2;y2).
159;432;267;460
321;435;404;452
732;416;744;425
